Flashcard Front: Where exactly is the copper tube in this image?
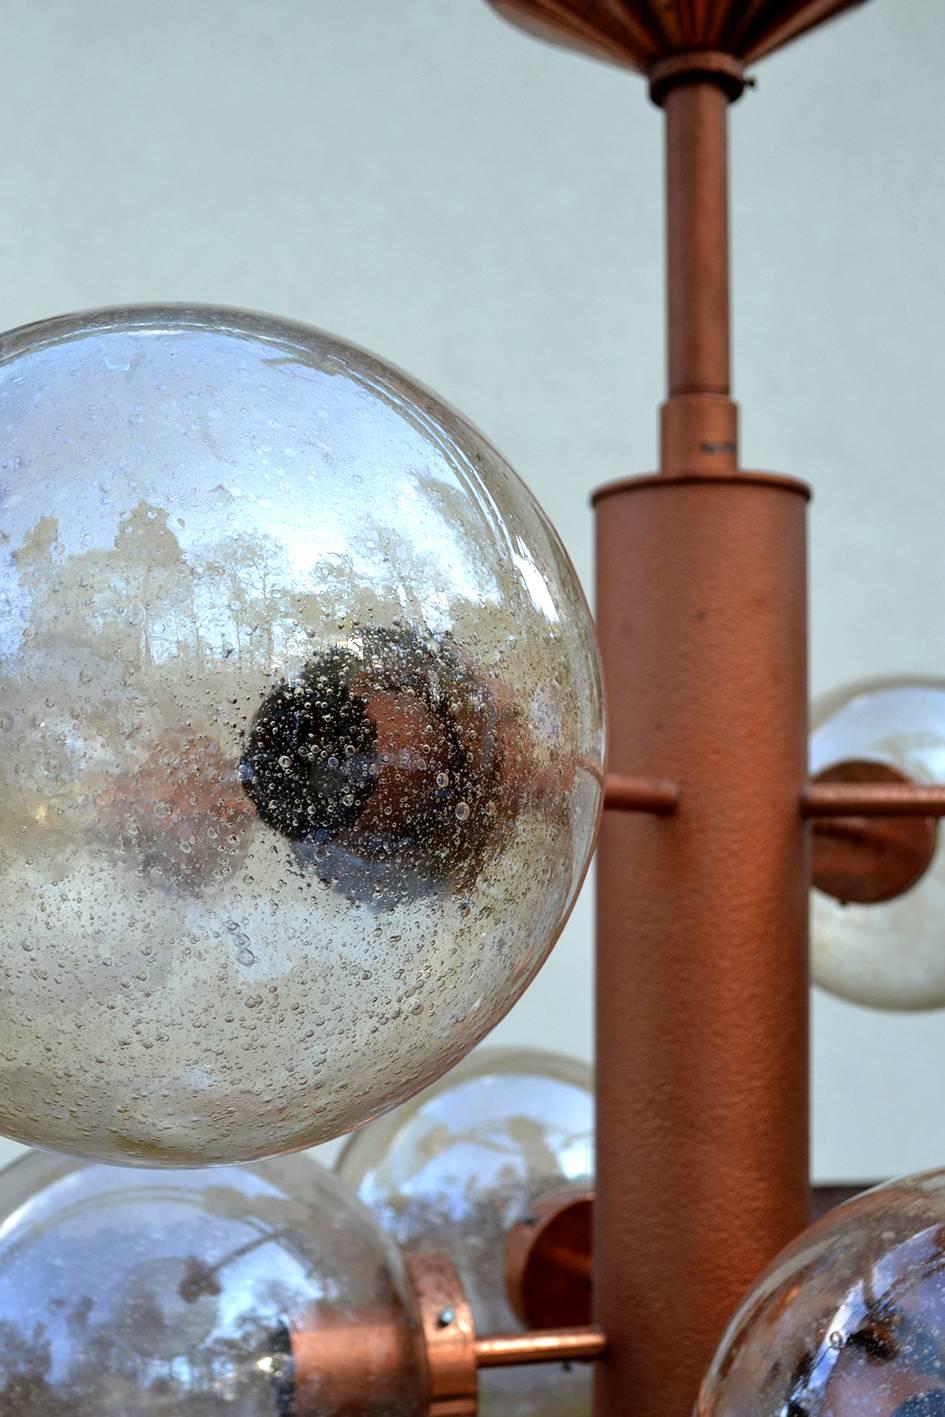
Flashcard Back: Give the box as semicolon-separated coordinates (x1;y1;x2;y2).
660;80;738;473
594;471;811;1417
803;781;945;817
475;1327;606;1367
666;81;730;389
604;773;680;814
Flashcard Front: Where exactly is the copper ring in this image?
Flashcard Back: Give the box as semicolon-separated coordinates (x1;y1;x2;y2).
648;50;748;106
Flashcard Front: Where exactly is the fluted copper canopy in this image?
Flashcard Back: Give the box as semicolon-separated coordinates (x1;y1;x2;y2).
485;0;867;72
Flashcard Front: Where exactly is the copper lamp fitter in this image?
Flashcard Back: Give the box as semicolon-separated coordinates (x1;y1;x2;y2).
288;1251;605;1417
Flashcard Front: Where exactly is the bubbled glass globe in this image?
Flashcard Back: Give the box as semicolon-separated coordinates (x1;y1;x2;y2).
337;1046;594;1417
0;1149;424;1416
699;1170;945;1416
811;677;945;1010
0;305;604;1165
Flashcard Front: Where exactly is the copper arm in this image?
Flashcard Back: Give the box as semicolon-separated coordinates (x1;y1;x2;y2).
604;774;681;814
475;1327;606;1367
803;781;945;817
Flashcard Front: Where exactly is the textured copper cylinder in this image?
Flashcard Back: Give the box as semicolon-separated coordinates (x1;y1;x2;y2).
593;470;811;1417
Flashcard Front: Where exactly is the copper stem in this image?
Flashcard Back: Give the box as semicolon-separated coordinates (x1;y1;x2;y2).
660;79;739;474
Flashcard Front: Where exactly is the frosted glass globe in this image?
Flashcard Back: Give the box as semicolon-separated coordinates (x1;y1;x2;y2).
337;1046;594;1417
699;1170;945;1416
811;677;945;1009
0;1149;424;1416
0;305;604;1164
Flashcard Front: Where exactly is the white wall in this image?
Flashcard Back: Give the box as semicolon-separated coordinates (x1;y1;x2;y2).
0;0;942;1181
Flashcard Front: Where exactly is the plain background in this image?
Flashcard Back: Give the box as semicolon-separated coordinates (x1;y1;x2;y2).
0;0;942;1180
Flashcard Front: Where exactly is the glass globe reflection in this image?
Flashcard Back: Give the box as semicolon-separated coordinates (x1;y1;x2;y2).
698;1170;945;1416
0;1149;424;1416
337;1046;594;1417
0;305;605;1164
811;677;945;1009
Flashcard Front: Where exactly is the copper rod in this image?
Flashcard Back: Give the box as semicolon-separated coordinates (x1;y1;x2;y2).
665;82;730;398
660;79;738;474
803;782;945;817
594;472;810;1417
475;1327;605;1368
604;773;680;814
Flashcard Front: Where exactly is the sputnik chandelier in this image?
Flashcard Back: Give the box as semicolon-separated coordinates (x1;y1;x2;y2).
0;2;941;1415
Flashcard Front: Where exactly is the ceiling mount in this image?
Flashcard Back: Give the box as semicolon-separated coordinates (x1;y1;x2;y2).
484;0;868;76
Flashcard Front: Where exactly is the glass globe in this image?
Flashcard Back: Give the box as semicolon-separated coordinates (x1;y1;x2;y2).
698;1169;945;1416
0;1148;425;1416
811;677;945;1009
337;1046;594;1417
0;304;604;1164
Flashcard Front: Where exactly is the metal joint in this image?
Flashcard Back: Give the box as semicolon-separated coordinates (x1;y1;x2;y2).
648;51;748;106
407;1254;478;1417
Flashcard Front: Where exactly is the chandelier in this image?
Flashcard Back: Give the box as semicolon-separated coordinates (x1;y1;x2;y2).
0;3;940;1416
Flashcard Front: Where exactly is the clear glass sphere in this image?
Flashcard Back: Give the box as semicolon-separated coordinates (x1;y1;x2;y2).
337;1046;594;1417
0;1148;424;1416
699;1170;945;1416
811;677;945;1009
0;305;604;1164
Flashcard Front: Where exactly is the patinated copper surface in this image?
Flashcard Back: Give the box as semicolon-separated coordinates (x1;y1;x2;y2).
484;0;867;72
810;761;939;905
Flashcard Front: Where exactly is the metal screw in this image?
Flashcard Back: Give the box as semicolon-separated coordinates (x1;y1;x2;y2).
437;1307;456;1328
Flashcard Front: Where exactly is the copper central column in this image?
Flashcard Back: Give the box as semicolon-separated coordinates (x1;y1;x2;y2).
593;73;811;1417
